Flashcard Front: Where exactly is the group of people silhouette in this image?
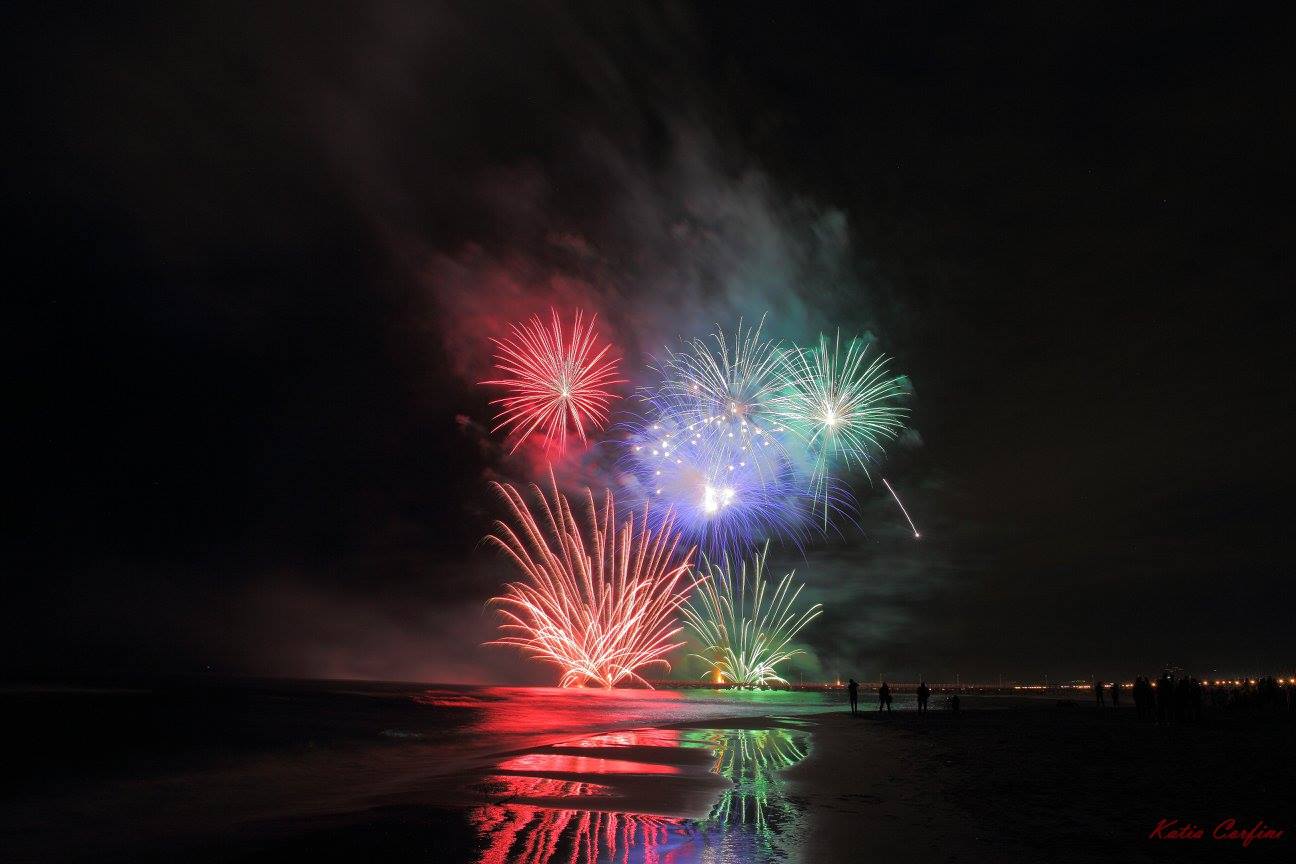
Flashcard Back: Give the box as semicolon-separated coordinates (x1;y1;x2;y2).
1097;673;1294;723
847;679;955;715
843;674;1292;719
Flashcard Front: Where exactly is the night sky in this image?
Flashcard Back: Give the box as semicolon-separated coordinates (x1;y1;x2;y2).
9;2;1292;685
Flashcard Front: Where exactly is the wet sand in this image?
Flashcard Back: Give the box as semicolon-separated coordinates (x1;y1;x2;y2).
3;687;1292;862
418;700;1294;862
786;703;1294;862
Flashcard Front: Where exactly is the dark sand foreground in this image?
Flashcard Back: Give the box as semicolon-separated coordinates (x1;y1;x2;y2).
2;689;1292;862
786;702;1294;862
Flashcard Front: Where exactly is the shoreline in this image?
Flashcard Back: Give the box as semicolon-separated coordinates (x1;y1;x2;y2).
3;686;1291;863
435;699;1295;862
788;704;1295;862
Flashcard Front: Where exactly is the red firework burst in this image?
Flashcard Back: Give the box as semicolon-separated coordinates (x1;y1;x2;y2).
484;476;698;688
481;309;624;453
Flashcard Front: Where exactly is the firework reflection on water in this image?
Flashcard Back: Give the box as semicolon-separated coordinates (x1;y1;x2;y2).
467;722;810;864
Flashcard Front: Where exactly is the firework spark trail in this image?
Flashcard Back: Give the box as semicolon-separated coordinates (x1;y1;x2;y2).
481;309;625;454
882;477;920;538
776;332;909;525
484;474;698;687
681;543;822;687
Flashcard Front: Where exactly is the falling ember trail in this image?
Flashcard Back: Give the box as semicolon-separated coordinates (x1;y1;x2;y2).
882;478;920;539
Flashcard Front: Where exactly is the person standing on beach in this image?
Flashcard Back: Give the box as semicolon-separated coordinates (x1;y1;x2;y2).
848;678;859;715
878;681;892;711
1156;671;1174;724
917;681;930;713
1111;681;1120;707
1094;679;1105;707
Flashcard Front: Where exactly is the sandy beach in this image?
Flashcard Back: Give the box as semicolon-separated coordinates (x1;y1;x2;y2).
3;685;1292;862
447;698;1295;862
785;702;1294;862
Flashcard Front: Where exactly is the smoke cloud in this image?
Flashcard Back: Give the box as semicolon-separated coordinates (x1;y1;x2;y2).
299;2;940;683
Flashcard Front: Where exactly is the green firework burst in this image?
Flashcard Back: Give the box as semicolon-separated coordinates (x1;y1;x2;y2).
776;332;909;523
682;543;822;687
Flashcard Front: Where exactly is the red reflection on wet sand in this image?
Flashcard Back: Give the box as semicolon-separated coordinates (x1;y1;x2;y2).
471;805;693;864
498;753;681;776
413;687;688;742
562;730;682;749
481;774;616;801
447;694;734;863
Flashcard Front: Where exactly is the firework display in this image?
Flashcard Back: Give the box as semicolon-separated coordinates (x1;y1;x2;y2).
484;476;696;688
617;321;911;554
477;309;918;688
681;543;823;687
618;392;811;558
653;315;791;483
481;310;624;453
883;477;921;539
776;332;909;525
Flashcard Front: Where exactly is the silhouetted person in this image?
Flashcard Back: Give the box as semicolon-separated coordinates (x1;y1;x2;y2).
878;681;892;712
949;693;961;712
1156;671;1174;724
1094;679;1105;706
848;678;859;715
1174;676;1193;723
1111;681;1120;708
917;681;931;713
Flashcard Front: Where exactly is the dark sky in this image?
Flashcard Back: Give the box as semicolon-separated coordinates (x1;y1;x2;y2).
8;2;1292;684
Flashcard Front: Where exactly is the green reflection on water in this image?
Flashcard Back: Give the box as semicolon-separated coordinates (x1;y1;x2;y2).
691;727;809;849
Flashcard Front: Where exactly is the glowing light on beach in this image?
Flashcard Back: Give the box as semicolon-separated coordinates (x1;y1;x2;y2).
484;475;697;688
882;477;921;538
682;543;822;687
481;309;624;453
